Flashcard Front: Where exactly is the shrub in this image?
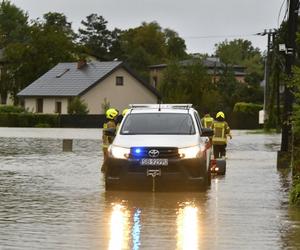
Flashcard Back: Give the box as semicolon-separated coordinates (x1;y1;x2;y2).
68;97;89;115
0;113;59;127
101;97;111;114
233;102;263;114
35;123;50;128
0;105;26;113
231;102;263;129
290;175;300;206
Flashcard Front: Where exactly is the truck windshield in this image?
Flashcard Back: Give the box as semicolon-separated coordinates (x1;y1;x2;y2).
121;113;196;135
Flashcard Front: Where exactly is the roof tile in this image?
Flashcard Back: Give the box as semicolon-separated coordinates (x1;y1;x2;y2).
18;61;122;97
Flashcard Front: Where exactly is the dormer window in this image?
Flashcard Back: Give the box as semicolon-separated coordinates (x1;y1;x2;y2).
56;69;70;78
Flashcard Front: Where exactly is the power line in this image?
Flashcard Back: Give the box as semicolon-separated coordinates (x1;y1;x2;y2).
184;33;262;39
278;0;288;27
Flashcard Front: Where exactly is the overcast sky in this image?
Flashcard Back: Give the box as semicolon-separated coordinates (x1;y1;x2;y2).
11;0;284;54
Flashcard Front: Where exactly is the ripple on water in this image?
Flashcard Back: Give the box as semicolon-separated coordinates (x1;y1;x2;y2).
0;130;299;250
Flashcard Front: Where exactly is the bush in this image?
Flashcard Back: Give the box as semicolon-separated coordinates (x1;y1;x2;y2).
0;113;59;127
231;102;263;129
0;105;26;113
35;123;50;128
290;175;300;206
233;102;263;114
68;97;89;115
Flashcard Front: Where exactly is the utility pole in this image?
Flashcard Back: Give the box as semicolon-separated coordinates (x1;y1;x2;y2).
281;0;299;152
257;29;277;124
278;0;299;167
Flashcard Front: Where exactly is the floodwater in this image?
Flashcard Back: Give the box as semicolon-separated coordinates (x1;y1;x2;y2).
0;128;299;250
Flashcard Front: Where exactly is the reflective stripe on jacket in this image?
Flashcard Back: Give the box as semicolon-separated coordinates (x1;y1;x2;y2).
212;121;230;145
203;117;214;128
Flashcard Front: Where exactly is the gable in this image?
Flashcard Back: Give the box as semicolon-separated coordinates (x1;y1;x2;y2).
17;61;123;97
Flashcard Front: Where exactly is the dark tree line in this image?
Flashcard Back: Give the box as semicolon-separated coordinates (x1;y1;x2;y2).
0;1;188;103
160;39;264;114
0;0;264;112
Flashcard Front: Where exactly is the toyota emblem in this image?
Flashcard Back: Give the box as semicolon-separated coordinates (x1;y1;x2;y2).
148;149;159;158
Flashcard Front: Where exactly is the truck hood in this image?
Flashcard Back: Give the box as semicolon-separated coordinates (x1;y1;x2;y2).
113;134;203;148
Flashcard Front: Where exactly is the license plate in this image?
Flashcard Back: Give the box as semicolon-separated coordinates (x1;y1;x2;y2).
141;158;168;166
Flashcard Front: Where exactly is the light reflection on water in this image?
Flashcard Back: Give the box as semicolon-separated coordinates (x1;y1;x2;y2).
0;129;300;249
104;192;206;250
108;204;130;250
107;203;142;250
176;203;199;250
132;208;141;250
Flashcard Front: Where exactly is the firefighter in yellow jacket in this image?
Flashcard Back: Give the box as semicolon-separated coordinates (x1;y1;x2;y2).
101;108;118;172
201;110;214;128
116;108;129;131
211;111;232;159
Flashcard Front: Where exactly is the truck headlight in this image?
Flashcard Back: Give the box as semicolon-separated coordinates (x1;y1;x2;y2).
178;145;205;159
109;145;130;159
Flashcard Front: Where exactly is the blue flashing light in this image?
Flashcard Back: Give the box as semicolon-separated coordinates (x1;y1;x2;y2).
135;148;142;154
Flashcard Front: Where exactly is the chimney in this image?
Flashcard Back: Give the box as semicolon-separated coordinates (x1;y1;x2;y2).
77;59;87;69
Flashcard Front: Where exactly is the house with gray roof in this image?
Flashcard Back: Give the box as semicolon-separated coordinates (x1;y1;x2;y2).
149;57;247;88
18;60;161;114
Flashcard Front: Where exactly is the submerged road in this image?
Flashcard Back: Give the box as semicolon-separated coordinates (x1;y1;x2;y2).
0;128;299;250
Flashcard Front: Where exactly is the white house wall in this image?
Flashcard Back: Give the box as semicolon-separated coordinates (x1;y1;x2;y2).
24;98;36;113
0;93;14;105
24;97;68;114
7;93;14;105
81;68;158;114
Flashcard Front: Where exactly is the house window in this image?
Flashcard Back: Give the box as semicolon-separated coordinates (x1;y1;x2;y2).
116;76;124;86
55;101;62;114
36;98;43;113
152;76;158;88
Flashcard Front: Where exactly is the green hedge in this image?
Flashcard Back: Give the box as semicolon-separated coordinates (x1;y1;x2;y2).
230;102;263;129
0;113;59;127
290;130;300;206
0;105;26;113
290;175;300;206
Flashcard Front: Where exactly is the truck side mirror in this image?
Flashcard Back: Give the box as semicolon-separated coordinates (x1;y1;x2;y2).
201;128;214;137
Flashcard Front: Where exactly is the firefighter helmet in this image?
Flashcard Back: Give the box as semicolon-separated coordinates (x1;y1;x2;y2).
106;108;118;119
216;111;225;119
122;108;129;117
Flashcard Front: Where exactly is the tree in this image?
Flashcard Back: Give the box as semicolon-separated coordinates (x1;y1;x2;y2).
0;0;28;47
215;39;264;78
159;59;213;112
120;22;167;78
4;13;78;102
43;12;76;39
68;97;89;114
108;28;124;60
214;39;264;113
119;22;187;80
217;69;240;112
0;0;29;103
78;14;112;60
164;28;187;59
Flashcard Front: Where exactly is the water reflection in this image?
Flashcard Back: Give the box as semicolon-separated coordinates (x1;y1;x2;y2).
1;130;300;250
132;209;141;250
104;192;206;250
106;201;142;250
176;202;199;250
108;203;130;250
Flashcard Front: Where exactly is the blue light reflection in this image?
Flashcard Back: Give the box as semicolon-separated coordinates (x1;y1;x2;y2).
132;209;141;250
